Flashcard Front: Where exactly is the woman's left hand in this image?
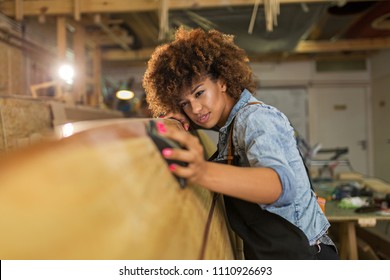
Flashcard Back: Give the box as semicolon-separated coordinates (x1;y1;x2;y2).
156;122;207;185
160;111;191;131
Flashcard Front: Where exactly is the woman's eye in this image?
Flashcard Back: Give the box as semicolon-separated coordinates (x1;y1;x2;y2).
195;90;204;98
180;102;188;108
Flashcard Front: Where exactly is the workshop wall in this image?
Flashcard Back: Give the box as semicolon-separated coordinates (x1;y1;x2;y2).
370;50;390;182
0;42;25;96
0;97;52;153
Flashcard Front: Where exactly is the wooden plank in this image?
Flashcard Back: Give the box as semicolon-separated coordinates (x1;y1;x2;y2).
101;37;390;61
102;47;155;61
73;22;86;103
124;12;159;47
56;16;67;100
296;38;390;53
95;21;130;51
0;0;341;17
339;221;358;260
73;0;81;21
0;97;52;152
88;33;134;47
91;47;101;106
56;17;67;59
0;118;234;259
363;178;390;194
15;0;23;21
356;225;390;259
357;237;380;260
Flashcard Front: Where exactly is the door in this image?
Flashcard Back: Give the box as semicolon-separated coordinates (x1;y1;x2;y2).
309;86;369;176
372;76;390;182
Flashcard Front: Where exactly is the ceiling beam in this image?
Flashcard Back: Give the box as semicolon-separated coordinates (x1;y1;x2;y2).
296;38;390;53
0;0;365;17
94;17;131;51
88;33;134;47
102;47;156;61
249;52;371;63
101;37;390;62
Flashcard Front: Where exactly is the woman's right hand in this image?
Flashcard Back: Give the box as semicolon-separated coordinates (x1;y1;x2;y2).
161;111;191;131
156;121;207;186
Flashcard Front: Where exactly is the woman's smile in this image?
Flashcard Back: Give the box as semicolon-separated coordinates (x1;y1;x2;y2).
197;112;210;124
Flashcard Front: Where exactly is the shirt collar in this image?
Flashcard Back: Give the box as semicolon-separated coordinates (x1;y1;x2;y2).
219;89;252;132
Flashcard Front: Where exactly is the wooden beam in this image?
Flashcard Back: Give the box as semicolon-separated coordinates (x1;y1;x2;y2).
101;37;390;62
0;0;348;17
15;0;23;21
102;47;155;61
296;38;390;53
30;80;57;98
95;21;131;51
56;16;67;99
249;52;371;63
56;16;67;60
92;47;102;107
74;0;81;21
88;33;134;47
125;12;159;47
73;22;86;103
0;26;57;61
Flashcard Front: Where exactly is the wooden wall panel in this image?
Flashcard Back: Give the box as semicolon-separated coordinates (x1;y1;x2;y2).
0;43;9;95
8;47;25;95
0;97;52;152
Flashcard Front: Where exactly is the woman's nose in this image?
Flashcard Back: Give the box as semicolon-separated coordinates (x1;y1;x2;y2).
191;100;202;114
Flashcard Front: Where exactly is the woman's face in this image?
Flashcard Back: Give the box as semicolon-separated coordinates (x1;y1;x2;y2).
178;76;235;129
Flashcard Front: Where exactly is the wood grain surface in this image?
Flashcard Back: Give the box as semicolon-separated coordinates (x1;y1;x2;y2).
0;118;234;259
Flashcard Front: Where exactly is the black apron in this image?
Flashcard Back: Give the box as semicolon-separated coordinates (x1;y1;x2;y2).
223;193;318;259
209;140;319;259
210;101;322;259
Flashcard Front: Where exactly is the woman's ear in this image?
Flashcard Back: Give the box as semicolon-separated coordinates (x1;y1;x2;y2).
218;79;227;92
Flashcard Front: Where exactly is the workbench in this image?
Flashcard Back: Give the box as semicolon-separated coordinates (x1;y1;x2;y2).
314;179;390;260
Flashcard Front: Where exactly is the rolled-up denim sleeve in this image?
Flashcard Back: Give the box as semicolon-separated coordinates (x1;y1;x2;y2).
235;105;298;207
266;165;297;206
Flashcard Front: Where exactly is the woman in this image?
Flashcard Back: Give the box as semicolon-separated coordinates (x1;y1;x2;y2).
142;27;338;260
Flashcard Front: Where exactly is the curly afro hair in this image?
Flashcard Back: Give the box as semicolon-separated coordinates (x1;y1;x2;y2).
142;27;256;117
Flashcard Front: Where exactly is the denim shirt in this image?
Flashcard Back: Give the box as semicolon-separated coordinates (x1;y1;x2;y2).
213;89;330;245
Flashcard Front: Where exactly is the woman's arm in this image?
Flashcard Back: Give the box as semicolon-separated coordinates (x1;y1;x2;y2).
197;162;282;204
158;122;282;204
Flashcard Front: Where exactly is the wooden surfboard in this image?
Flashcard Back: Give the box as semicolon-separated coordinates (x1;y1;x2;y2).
0;118;235;260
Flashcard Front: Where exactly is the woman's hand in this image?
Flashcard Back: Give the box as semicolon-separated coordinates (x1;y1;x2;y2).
156;122;206;185
155;121;282;204
160;111;191;131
